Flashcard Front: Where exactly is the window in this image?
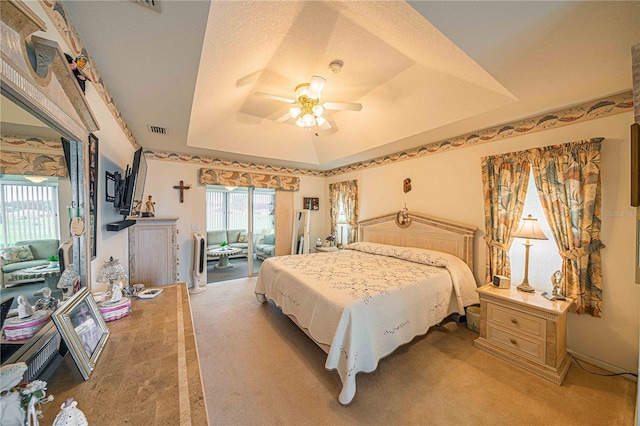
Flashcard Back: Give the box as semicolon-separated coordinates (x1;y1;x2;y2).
206;187;275;235
0;178;60;247
509;170;562;292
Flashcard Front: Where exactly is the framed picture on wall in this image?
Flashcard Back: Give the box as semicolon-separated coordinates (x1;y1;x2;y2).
303;197;319;210
88;133;98;259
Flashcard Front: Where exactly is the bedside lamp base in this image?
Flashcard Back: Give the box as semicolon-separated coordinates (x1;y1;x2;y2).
517;282;535;293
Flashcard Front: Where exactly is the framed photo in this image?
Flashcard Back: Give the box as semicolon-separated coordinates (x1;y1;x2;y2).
303;197;319;210
52;287;110;380
88;133;98;259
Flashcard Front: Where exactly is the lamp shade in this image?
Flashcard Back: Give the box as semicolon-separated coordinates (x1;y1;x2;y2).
96;256;128;287
513;215;548;240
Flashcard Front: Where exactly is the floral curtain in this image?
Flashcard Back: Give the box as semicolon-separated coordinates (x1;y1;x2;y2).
329;180;359;244
481;151;531;283
530;138;605;317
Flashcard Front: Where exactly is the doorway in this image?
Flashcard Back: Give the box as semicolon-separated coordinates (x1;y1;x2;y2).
205;186;275;283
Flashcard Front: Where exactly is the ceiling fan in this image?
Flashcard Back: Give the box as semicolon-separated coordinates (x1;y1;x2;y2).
255;75;362;130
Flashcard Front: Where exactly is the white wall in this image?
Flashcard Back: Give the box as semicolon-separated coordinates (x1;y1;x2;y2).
87;88;137;292
327;112;639;373
143;159;327;288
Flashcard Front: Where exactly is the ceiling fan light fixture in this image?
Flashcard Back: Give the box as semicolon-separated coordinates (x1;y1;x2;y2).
290;106;302;118
302;113;316;127
312;105;323;117
296;117;305;127
316;116;327;126
295;83;309;100
307;75;326;100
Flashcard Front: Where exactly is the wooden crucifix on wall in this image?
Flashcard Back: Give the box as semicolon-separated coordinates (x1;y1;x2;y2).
173;180;192;203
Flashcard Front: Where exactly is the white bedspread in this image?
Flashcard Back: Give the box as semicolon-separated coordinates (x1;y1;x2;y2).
254;242;479;404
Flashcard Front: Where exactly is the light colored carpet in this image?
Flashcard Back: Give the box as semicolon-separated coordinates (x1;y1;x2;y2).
190;277;637;425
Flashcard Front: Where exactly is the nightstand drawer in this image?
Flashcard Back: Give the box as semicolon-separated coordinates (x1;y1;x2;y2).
487;325;546;364
488;304;546;340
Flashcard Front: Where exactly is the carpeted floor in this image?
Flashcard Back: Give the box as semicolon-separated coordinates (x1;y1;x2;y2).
190;277;637;425
207;257;262;283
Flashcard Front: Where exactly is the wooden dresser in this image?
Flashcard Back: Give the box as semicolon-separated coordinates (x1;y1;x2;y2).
474;284;573;384
40;283;208;425
129;217;179;286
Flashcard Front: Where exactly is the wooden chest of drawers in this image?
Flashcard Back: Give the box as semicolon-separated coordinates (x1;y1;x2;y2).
474;284;573;384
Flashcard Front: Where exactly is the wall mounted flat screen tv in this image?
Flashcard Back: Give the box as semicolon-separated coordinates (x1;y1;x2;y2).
116;147;147;217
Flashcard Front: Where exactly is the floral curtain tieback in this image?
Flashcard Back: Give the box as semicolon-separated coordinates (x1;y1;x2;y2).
560;241;606;260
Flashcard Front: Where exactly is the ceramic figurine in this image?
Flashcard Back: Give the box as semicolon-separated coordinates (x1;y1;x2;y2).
123;282;144;298
0;364;53;426
145;195;155;217
17;295;34;319
0;363;28;426
551;270;566;300
105;282;123;304
53;398;88;426
34;287;58;311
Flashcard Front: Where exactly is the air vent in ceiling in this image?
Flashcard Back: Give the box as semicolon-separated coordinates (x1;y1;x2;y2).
130;0;161;13
147;125;167;135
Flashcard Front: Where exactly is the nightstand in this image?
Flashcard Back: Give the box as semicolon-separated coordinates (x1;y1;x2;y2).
474;284;573;384
314;246;338;253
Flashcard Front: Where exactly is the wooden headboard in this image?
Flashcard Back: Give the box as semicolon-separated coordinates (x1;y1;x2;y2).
358;212;477;270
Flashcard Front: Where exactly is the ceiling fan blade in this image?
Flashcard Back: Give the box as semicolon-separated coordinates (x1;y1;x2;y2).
274;112;291;123
323;101;362;112
255;92;296;104
307;75;326;100
318;118;332;130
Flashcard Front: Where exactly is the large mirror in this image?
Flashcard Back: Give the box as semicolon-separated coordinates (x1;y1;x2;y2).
291;210;310;254
0;90;90;371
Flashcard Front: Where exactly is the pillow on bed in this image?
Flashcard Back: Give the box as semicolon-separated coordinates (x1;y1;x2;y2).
345;242;453;268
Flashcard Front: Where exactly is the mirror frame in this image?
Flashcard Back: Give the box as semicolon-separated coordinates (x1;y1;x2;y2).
1;0;99;289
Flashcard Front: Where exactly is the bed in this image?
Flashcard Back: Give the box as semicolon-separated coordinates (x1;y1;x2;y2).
254;212;479;405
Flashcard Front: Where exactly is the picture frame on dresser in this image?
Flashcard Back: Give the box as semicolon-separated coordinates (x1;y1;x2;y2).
88;133;99;259
51;287;110;380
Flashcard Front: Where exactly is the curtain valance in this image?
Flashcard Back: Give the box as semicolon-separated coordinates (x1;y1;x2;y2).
199;168;299;191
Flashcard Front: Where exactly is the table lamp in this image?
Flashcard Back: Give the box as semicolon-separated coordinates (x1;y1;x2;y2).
96;256;129;300
512;214;548;293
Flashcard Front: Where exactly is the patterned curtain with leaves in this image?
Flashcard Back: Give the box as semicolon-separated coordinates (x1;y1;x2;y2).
530;138;605;317
328;180;359;244
481;151;531;283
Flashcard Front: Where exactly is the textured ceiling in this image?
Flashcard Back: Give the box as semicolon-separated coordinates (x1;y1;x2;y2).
61;1;639;170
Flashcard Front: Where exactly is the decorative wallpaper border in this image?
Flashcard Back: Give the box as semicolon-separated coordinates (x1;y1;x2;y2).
1;134;68;177
1;134;63;150
326;91;632;176
145;150;325;177
40;0;139;150
199;168;300;191
148;90;633;177
35;1;633;177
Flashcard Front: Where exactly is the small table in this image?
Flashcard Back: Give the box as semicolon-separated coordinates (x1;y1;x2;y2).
10;266;60;289
314;246;338;253
208;247;242;269
474;284;573;385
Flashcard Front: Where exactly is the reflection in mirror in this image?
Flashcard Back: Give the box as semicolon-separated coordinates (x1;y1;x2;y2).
291;210;310;255
0;93;85;373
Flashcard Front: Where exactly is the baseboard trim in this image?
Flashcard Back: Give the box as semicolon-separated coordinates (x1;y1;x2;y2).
567;349;638;381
